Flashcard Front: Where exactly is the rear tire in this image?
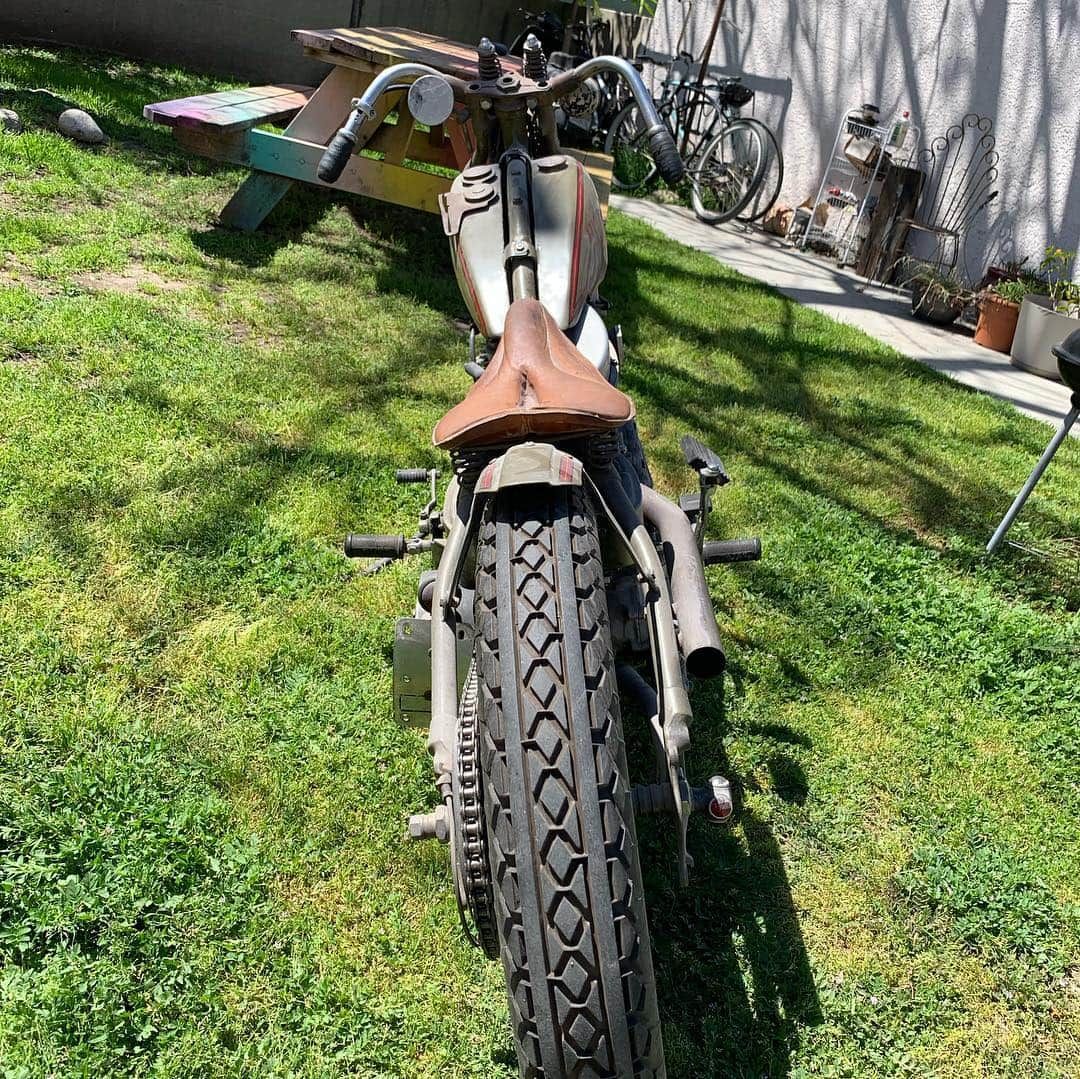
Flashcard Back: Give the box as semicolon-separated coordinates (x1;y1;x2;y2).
735;117;784;223
475;486;665;1078
689;119;766;225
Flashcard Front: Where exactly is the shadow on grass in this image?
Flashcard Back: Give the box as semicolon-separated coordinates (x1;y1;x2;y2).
603;239;1078;606
624;677;821;1077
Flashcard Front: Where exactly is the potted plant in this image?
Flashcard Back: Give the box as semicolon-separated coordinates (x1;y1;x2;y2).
982;256;1030;288
905;264;969;326
1010;247;1080;381
974;277;1028;352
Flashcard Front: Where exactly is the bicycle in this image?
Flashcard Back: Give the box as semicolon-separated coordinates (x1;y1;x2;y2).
605;52;783;225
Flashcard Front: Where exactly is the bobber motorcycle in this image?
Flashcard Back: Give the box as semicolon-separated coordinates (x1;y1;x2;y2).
318;35;761;1078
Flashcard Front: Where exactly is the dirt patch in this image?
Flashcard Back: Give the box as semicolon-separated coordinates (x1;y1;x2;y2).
73;267;188;294
3;349;42;371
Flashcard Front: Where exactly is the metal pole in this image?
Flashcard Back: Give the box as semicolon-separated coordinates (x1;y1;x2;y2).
694;0;729;87
986;400;1080;554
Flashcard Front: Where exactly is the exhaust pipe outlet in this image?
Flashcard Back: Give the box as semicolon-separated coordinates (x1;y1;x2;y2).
640;485;726;679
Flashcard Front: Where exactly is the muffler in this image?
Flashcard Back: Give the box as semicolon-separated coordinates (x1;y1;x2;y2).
639;485;726;679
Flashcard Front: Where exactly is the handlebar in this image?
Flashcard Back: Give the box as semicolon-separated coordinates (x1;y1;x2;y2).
317;62;469;184
317;53;685;188
550;56;685;185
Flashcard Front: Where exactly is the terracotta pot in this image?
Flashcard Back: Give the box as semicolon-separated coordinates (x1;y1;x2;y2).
974;293;1021;352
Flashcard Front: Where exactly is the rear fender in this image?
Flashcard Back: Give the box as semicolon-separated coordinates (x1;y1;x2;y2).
475;442;583;492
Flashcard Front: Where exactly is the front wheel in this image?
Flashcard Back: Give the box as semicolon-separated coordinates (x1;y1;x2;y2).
604;101;662;192
475;485;665;1078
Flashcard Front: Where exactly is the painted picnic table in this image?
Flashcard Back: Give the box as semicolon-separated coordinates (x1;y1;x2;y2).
144;26;614;230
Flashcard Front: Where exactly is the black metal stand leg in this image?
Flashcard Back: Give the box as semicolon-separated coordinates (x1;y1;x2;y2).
986;401;1080;554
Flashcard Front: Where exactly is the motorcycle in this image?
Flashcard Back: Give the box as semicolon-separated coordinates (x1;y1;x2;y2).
317;35;761;1077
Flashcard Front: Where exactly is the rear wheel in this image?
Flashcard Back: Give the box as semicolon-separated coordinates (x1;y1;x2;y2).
475;485;665;1078
689;119;766;224
735;117;784;223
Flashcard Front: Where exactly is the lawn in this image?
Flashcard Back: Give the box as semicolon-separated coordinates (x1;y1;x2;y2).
1;46;1078;1079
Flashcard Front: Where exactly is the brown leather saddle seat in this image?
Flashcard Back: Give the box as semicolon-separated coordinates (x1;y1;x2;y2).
433;299;634;449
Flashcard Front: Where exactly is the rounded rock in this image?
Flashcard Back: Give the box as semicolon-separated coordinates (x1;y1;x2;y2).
58;108;105;144
0;108;21;134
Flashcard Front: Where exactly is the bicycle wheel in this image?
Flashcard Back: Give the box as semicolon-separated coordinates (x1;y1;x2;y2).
604;101;661;192
689;120;766;225
736;117;784;223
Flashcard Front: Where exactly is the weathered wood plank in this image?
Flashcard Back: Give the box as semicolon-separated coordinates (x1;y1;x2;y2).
566;148;614;218
292;26;523;81
219;171;295;230
143;84;314;134
367;116;415;166
173;127;452;215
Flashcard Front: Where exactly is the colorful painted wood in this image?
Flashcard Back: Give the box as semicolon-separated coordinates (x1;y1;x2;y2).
173;126;453;216
142;84;314;133
143;28;612;230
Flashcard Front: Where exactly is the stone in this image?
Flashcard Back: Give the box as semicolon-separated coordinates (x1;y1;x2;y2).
57;108;105;144
0;108;21;134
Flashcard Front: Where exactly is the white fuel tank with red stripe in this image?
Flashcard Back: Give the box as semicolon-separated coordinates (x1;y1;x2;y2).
440;154;607;337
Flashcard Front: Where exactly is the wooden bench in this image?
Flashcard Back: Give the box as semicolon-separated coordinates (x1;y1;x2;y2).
143;84;314;134
144;27;613;230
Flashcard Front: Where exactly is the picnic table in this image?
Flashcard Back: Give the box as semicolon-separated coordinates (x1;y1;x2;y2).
144;26;614;231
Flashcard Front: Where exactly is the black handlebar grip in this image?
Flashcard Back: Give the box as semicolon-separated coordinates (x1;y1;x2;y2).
317;129;357;184
648;126;686;186
702;538;762;565
344;533;407;559
395;469;429;484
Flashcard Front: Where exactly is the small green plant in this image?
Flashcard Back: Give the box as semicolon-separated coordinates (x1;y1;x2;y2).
1038;245;1079;316
901;260;973;309
991;278;1028;305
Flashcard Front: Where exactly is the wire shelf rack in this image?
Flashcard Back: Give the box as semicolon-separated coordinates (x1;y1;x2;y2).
797;109;921;266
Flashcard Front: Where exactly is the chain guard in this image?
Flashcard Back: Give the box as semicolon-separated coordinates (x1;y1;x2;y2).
451;662;498;957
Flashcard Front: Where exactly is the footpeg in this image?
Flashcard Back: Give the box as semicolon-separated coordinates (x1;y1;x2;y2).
680;434;730;486
680;435;731;545
395;468;433;484
344;533;408;559
344;532;433;576
702;537;761;565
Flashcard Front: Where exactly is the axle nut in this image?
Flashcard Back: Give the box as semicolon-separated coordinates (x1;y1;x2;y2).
407;805;450;842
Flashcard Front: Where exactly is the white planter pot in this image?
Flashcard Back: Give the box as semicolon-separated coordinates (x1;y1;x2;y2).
1010;295;1079;382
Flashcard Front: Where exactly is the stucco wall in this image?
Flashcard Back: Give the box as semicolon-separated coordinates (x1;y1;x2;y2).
645;0;1080;280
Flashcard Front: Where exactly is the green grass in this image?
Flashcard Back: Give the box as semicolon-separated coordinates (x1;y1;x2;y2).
1;46;1079;1078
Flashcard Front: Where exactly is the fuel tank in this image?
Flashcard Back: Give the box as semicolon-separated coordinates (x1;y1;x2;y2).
440;154;607;337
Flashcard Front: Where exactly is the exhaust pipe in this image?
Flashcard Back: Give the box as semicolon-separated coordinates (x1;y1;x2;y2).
639;485;726;679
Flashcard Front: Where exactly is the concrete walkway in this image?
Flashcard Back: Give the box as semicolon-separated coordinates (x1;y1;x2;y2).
613;195;1075;433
